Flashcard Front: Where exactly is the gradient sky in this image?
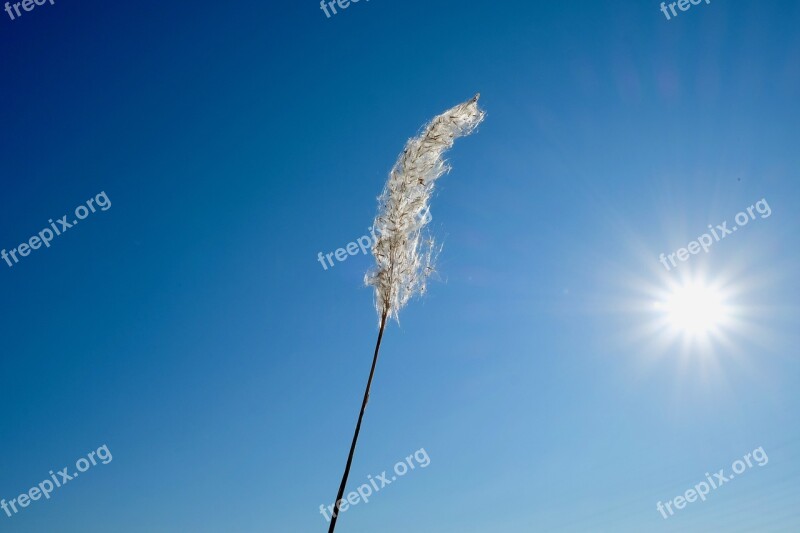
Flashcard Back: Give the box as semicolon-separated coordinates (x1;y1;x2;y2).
1;0;799;531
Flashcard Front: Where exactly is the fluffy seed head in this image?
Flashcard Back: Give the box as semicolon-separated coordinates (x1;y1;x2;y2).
365;94;485;320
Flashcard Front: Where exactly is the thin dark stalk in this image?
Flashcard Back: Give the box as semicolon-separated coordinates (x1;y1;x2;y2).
327;311;388;533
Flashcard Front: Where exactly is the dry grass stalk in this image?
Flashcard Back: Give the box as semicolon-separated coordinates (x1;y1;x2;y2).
327;95;485;532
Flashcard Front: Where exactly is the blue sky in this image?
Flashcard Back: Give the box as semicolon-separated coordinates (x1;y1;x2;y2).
1;0;799;531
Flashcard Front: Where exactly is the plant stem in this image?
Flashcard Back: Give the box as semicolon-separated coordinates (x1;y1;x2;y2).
327;311;388;533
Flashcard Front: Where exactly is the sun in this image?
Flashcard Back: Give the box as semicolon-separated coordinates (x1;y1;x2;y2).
656;280;730;336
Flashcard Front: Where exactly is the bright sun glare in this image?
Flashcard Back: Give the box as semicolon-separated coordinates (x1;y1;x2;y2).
659;282;729;335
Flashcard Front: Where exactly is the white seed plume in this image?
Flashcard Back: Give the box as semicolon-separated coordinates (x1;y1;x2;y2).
365;94;485;320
